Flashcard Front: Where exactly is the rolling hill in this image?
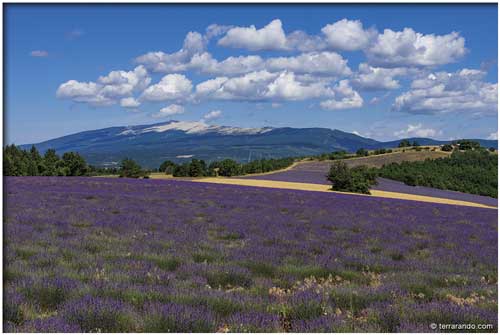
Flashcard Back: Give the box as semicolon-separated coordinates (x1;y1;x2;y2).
19;120;497;168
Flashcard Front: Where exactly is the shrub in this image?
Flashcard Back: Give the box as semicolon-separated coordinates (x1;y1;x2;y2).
192;251;219;263
356;148;369;157
4;290;24;325
21;277;77;310
441;144;453;152
241;261;276;278
227;312;281;332
205;268;252;288
15;317;82;333
62;295;138;332
278;264;332;280
287;290;324;321
330;288;391;316
143;302;215;332
138;253;181;272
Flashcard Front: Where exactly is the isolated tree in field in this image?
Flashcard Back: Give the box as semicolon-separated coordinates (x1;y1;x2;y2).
119;158;144;178
412;140;420;147
327;161;377;194
327;161;352;191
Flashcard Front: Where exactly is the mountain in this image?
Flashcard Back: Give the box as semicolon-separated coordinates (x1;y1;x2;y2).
20;121;498;168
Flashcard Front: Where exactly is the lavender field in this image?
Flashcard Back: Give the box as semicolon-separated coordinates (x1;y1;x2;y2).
4;177;498;332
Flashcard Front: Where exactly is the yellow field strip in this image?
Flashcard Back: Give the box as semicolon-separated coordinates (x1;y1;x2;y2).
193;178;497;209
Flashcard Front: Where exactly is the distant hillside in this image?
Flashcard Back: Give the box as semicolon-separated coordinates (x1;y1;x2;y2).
19;120;498;168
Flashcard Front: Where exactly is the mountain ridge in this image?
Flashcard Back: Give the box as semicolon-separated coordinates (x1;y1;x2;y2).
20;120;498;168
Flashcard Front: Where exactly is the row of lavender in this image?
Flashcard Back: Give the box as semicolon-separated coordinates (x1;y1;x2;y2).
244;161;497;207
4;177;497;332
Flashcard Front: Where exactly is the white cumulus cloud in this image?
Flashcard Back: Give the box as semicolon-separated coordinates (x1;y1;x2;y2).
152;104;185;118
393;69;498;116
320;80;363;110
321;19;376;51
366;28;466;67
141;74;193;102
266;51;351;77
218;19;288;51
195;70;334;102
135;31;206;72
98;65;151;98
351;63;409;91
394;123;440;138
203;110;222;121
487;132;498;140
120;97;141;108
56;66;151;106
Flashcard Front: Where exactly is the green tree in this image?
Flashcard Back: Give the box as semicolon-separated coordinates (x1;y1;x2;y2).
62;152;88;176
28;145;43;175
209;159;242;177
188;159;207;177
327;161;377;194
327;161;353;191
373;148;387;155
4;144;29;176
159;160;177;174
398;139;411;148
173;163;190;177
356;148;369;157
329;150;348;160
378;150;497;198
43;149;60;176
119;158;145;178
441;144;453;152
453;140;481;151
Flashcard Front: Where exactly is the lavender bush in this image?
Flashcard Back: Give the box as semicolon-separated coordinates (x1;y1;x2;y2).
3;177;498;332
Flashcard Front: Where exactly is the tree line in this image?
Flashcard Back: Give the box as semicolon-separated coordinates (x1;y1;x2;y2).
327;144;497;197
377;149;498;198
5;141;497;197
3;144;145;178
3;145;295;178
159;157;295;177
4;145;90;176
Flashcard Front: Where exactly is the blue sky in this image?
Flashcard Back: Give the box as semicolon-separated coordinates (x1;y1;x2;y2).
5;4;498;144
